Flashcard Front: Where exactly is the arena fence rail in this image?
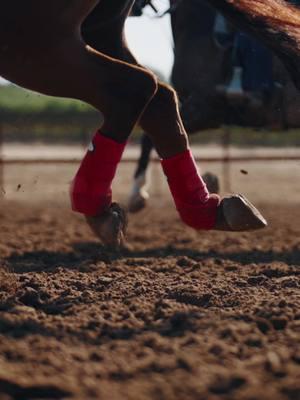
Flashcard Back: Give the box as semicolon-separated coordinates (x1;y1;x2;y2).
1;128;300;193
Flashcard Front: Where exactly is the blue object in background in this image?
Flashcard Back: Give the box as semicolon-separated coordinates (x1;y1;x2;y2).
234;32;274;93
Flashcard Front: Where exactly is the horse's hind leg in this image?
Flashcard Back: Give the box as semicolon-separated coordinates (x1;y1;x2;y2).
207;0;300;90
128;134;153;213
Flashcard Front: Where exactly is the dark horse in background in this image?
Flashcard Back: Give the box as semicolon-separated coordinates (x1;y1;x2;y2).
127;0;300;212
170;0;300;131
1;0;300;245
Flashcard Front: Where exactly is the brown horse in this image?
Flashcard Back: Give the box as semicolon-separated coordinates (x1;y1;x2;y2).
1;0;298;246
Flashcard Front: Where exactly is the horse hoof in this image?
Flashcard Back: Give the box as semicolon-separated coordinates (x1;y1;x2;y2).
202;172;220;194
128;191;148;213
85;202;127;248
128;172;149;213
215;194;267;231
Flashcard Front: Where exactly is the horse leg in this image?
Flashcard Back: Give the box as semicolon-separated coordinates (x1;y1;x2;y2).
84;3;219;210
138;80;268;232
126;133;220;214
207;0;300;90
83;4;155;214
82;5;267;232
133;134;154;180
82;1;188;159
128;133;153;213
0;1;158;247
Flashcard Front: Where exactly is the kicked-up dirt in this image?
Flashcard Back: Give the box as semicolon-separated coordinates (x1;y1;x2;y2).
0;196;299;400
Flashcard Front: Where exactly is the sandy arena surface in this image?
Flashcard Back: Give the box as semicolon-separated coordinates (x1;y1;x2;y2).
0;148;299;400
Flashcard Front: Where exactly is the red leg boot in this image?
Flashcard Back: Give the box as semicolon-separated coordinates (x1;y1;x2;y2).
70;130;127;247
161;149;267;231
161;149;220;230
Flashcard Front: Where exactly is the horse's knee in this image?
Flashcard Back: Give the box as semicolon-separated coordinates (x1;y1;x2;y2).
157;83;179;108
140;82;179;126
146;82;180;113
139;81;188;158
99;65;158;138
108;66;158;112
110;50;159;106
139;69;158;106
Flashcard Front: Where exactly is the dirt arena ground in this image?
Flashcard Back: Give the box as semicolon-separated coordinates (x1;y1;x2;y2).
0;147;299;400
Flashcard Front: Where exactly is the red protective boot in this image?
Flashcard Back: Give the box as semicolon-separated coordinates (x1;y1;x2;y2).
161;149;220;230
70;130;126;216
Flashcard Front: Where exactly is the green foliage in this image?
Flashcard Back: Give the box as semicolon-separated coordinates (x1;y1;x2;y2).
0;84;93;113
0;83;100;142
1;84;300;146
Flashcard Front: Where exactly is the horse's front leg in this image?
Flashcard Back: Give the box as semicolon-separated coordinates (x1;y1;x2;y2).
64;45;158;248
0;2;159;248
137;80;268;232
83;11;267;233
207;0;300;90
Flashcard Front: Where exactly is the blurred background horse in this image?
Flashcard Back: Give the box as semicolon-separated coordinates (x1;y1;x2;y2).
127;0;300;212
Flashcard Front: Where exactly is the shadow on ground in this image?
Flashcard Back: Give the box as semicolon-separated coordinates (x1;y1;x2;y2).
5;241;300;274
